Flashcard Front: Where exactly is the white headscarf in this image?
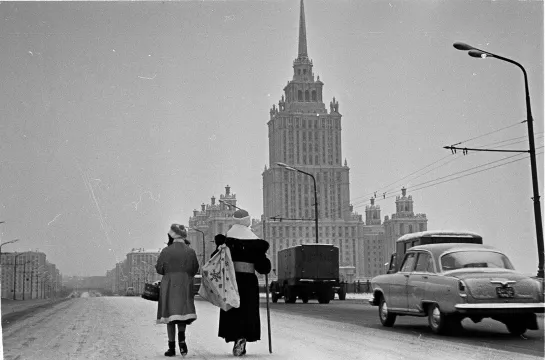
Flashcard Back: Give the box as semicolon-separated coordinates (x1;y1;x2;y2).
227;214;258;239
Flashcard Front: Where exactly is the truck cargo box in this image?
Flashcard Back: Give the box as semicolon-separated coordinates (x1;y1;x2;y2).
277;244;339;281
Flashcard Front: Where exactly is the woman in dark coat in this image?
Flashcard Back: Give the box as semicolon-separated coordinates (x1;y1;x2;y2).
156;224;200;357
212;209;271;356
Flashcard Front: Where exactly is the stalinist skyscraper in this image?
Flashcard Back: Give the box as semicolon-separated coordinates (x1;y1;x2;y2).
258;0;364;282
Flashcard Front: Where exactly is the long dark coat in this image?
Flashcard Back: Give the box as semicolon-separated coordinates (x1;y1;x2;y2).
155;240;200;324
212;235;271;343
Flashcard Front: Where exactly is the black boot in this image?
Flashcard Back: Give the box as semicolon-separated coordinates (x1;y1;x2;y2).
164;341;175;357
233;338;246;356
178;332;188;357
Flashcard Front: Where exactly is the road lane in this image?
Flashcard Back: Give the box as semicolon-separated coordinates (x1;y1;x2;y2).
260;298;545;358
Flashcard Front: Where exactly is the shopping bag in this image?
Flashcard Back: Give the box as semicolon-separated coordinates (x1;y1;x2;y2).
141;282;160;302
198;244;240;311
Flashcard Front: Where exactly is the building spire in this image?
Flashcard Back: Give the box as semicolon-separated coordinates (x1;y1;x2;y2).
298;0;308;58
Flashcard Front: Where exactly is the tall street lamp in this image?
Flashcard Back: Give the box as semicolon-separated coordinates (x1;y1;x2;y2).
276;162;319;244
12;252;27;300
190;227;206;266
453;42;544;278
0;238;19;256
21;258;34;300
0;237;19;281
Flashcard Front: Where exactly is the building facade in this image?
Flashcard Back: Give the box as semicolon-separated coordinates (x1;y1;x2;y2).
383;187;428;261
0;251;60;299
125;248;162;295
188;185;240;266
257;0;364;282
361;198;386;279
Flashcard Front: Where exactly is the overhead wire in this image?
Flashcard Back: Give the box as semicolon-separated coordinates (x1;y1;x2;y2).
350;131;543;208
449;121;525;146
352;147;544;207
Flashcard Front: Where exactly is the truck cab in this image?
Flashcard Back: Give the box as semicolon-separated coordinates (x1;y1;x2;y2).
387;231;483;274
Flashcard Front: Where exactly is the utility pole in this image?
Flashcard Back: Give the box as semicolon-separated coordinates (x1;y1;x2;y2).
453;41;544;278
12;253;24;300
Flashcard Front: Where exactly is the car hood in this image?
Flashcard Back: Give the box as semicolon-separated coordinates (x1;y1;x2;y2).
446;269;540;301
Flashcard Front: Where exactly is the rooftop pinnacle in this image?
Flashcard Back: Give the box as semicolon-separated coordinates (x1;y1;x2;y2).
298;0;308;58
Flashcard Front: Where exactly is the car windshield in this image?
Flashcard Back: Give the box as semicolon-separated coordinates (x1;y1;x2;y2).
440;250;514;271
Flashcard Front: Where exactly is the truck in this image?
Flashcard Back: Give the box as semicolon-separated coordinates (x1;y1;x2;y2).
269;244;346;304
386;230;483;274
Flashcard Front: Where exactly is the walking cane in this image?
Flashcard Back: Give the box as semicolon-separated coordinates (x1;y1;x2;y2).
265;273;272;353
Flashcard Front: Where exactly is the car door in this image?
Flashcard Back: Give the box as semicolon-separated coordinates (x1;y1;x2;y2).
407;252;432;313
390;252;416;310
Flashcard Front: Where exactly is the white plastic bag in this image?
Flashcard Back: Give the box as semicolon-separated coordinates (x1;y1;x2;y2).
198;244;240;311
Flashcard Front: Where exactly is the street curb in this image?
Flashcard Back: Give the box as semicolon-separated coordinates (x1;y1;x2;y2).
1;297;73;329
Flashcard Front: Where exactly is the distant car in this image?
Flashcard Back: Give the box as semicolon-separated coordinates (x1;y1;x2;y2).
370;243;545;335
193;274;202;295
125;287;135;296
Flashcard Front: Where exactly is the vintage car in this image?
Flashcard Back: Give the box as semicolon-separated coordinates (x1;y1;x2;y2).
125;287;136;296
370;243;545;335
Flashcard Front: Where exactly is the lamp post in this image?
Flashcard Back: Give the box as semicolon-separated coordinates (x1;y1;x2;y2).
277;162;319;244
21;258;33;300
191;228;206;266
32;264;45;300
0;238;19;256
12;252;26;300
453;42;544;278
0;237;19;283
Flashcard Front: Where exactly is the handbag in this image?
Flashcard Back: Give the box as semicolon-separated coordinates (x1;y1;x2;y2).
198;244;240;311
141;282;160;302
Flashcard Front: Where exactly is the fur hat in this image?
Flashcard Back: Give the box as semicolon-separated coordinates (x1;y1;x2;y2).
233;209;249;218
233;209;251;227
168;224;187;239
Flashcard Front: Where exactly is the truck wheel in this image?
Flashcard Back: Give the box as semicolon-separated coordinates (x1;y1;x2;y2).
378;297;396;327
318;292;330;304
284;287;296;304
338;287;346;300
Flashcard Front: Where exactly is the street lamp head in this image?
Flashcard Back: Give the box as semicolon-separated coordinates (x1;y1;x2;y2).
276;162;296;171
468;49;488;58
453;42;475;51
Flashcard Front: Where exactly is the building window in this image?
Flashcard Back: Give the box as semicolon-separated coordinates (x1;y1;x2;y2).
298;90;303;100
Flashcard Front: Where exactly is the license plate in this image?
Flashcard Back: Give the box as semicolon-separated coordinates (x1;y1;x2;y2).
496;287;515;298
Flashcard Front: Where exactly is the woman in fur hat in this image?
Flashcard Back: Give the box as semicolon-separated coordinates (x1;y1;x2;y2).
156;224;199;357
212;209;271;356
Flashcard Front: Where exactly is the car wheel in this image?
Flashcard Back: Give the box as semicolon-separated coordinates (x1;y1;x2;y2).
378;297;396;327
428;304;449;334
506;321;527;336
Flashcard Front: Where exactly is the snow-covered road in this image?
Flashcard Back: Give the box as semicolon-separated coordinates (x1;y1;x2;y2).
2;295;541;359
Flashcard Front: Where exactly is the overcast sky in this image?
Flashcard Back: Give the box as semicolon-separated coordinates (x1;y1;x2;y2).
0;0;543;277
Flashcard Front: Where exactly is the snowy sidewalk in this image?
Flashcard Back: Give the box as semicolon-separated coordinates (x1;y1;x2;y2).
2;296;541;360
1;298;65;316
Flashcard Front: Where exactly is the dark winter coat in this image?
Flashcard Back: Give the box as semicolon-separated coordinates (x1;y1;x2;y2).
212;234;271;343
155;240;200;324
